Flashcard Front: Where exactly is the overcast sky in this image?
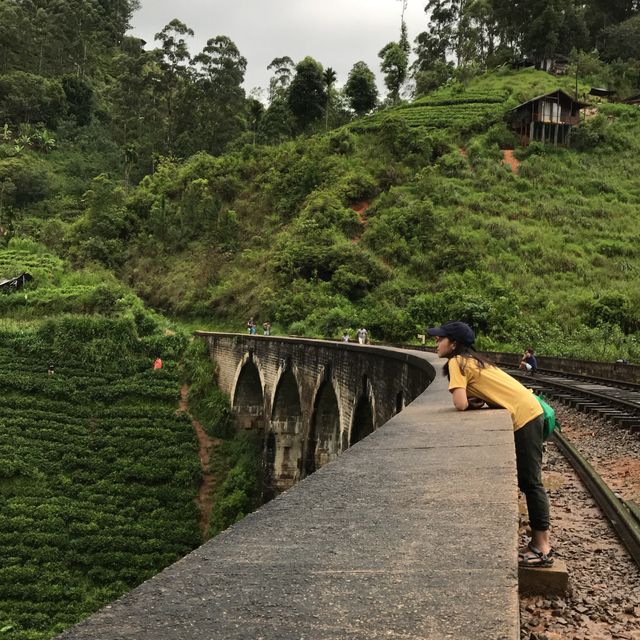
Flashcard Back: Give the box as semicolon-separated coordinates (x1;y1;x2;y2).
128;0;429;97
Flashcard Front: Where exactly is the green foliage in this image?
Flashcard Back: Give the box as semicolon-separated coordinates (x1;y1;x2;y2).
0;317;201;640
344;61;378;116
570;114;627;151
287;57;326;132
585;293;640;334
378;41;409;104
0;72;66;127
0;154;51;207
208;432;262;536
182;339;233;438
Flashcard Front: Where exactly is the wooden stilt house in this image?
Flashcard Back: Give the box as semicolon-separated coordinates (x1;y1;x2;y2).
508;89;586;146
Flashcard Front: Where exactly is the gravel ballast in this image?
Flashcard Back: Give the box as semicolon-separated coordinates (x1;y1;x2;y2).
520;406;640;640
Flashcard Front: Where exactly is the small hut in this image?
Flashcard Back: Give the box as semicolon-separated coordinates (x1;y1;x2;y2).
589;87;616;99
622;93;640;105
0;272;33;293
538;55;570;75
508;89;587;146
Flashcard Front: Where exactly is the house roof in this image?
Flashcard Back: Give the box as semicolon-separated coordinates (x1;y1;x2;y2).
589;87;616;97
0;272;33;288
622;93;640;103
510;89;588;111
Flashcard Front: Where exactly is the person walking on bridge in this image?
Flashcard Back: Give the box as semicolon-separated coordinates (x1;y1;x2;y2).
427;321;553;568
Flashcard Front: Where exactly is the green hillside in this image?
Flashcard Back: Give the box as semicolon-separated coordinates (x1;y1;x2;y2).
0;243;262;640
25;68;629;361
352;68;587;134
0;317;200;638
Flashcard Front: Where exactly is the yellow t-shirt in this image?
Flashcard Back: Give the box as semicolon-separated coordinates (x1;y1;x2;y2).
448;355;542;431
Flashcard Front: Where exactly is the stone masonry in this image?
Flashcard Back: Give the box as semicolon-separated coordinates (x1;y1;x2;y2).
198;333;433;493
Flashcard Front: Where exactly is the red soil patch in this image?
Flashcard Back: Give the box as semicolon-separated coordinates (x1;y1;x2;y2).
501;149;520;173
350;200;370;225
349;200;370;244
178;385;219;540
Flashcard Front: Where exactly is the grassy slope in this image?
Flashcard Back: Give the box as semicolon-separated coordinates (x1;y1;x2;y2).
116;69;640;360
0;241;265;639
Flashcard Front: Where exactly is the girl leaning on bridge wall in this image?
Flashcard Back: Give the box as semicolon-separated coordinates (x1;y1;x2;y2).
427;321;554;568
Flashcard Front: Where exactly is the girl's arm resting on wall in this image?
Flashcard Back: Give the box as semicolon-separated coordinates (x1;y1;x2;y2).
451;388;486;411
451;387;469;411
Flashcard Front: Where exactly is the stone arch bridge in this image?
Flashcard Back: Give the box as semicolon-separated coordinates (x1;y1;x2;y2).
196;332;433;493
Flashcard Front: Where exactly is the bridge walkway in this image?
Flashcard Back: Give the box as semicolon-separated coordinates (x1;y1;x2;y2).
58;346;519;640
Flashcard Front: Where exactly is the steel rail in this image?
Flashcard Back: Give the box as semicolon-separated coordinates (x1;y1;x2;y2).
552;431;640;568
511;371;640;414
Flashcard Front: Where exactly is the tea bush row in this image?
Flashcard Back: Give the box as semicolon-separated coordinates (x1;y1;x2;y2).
0;319;202;639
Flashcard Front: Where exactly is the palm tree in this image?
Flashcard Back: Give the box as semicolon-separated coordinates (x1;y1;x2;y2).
323;67;337;131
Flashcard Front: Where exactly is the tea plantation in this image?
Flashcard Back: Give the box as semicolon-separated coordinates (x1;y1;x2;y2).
0;318;203;639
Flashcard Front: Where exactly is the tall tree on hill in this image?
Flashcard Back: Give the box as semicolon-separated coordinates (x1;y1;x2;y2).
267;56;294;103
379;40;408;103
344;61;378;116
287;56;326;131
412;29;454;95
323;66;337;131
96;0;141;46
522;0;562;62
154;20;194;152
192;35;248;154
489;0;526;54
600;13;640;60
420;0;491;68
155;19;194;79
108;38;165;176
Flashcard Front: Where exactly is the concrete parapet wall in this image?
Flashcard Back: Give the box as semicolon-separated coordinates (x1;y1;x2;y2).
57;342;520;640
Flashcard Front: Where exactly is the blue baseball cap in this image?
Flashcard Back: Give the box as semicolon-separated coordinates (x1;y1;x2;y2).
427;321;475;346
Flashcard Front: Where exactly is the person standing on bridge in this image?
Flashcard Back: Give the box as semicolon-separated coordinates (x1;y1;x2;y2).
427;321;553;568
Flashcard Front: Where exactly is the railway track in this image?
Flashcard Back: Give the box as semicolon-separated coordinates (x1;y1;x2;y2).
552;430;640;569
507;367;640;433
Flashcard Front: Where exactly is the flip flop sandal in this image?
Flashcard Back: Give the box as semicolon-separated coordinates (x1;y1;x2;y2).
519;546;554;568
518;542;555;559
528;542;555;558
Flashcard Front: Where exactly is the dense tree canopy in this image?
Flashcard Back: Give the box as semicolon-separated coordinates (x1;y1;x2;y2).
344;61;378;116
287;56;326;131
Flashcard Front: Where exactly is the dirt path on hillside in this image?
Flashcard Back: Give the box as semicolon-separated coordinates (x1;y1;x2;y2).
501;149;520;173
178;385;220;540
350;200;370;243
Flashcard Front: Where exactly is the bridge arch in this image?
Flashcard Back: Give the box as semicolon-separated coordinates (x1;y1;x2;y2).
231;354;265;431
350;376;376;446
268;366;303;492
303;379;341;478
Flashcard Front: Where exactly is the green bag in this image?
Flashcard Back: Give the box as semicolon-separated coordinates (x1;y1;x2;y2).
535;395;558;440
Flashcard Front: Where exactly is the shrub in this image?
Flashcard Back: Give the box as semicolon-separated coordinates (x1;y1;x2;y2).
182;339;233;438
